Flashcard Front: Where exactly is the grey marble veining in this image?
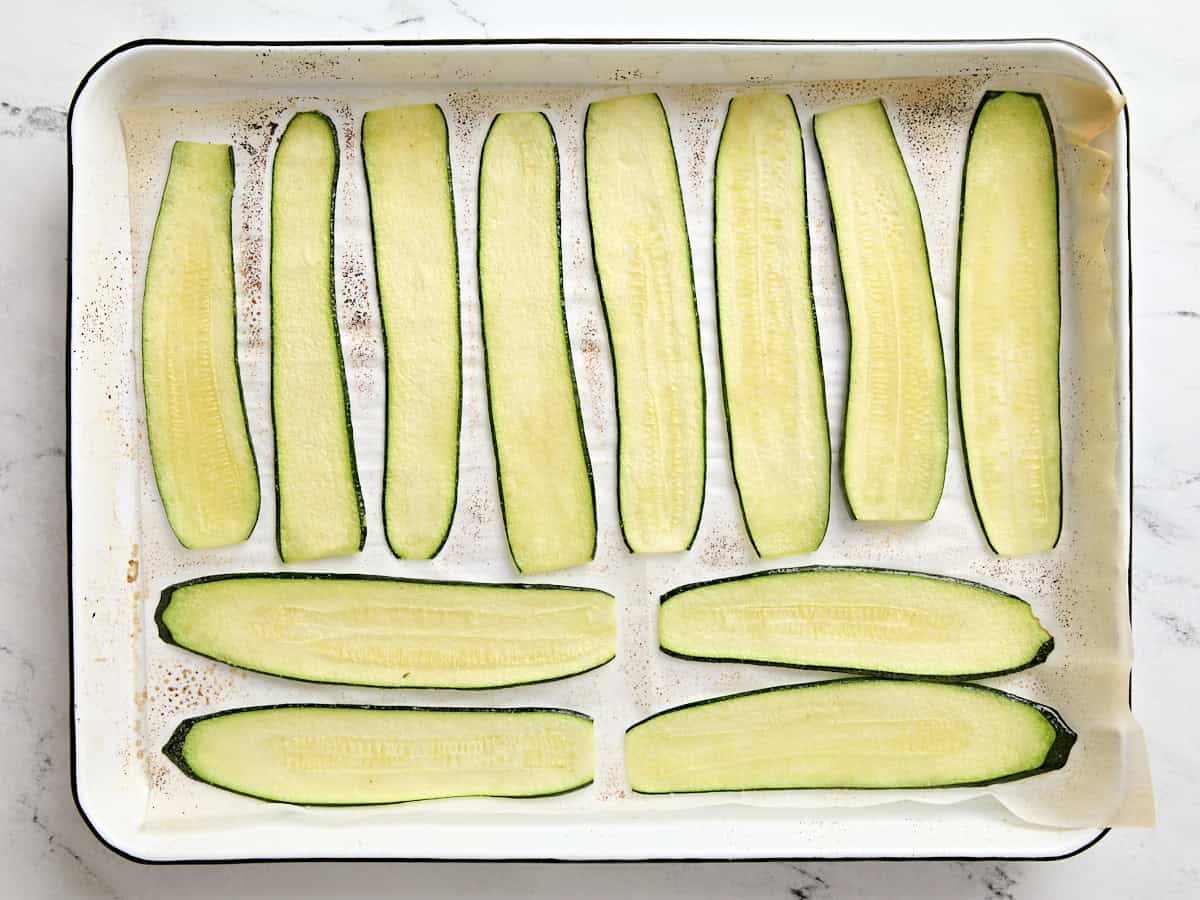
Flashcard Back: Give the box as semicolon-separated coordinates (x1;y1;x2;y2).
0;102;67;139
3;0;1196;897
447;0;489;33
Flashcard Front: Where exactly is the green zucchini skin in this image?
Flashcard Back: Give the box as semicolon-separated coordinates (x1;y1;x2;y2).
657;641;1053;683
625;678;1076;792
658;565;1054;681
361;105;462;560
712;94;832;557
476;112;597;573
582;93;707;553
955;91;1063;556
163;704;594;806
270;110;366;561
811;101;948;523
153;572;616;690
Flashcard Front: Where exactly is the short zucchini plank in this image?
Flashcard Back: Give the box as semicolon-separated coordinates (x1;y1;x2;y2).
362;104;462;560
714;93;831;556
271;111;366;562
625;679;1075;793
585;93;706;552
156;573;616;689
142;141;260;548
813;100;948;521
478;112;596;573
165;705;594;805
957;91;1062;556
659;566;1053;679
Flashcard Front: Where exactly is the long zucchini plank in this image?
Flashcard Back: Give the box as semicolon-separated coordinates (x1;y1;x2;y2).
478;112;596;573
957;92;1062;556
659;566;1052;678
813;100;948;521
156;573;616;689
584;93;706;552
271;111;365;562
362;104;461;559
625;679;1075;793
165;704;594;804
142;141;260;548
714;93;830;556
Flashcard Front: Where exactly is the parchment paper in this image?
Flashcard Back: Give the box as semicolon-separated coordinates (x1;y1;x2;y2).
120;69;1151;832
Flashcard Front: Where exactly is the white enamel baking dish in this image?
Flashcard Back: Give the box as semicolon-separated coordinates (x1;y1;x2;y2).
68;39;1131;862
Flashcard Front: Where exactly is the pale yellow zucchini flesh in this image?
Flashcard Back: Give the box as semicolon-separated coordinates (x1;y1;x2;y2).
958;92;1062;556
271;111;365;562
478;112;596;573
142;141;259;548
658;567;1053;678
157;573;616;689
585;93;706;553
166;705;594;804
714;93;830;556
625;679;1075;793
813;100;948;522
362;104;462;560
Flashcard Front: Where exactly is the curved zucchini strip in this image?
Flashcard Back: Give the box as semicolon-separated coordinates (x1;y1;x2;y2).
362;104;461;560
585;93;706;553
271;111;365;562
156;572;616;689
164;704;594;805
813;100;948;521
957;92;1062;556
659;566;1052;679
714;93;830;556
142;141;260;549
625;679;1075;793
478;112;596;573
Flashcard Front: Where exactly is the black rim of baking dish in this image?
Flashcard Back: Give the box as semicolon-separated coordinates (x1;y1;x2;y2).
65;36;1133;866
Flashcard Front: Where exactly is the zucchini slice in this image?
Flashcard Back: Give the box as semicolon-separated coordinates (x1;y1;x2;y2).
584;93;706;552
813;100;948;521
271;111;365;562
362;104;461;560
478;112;596;573
659;566;1052;679
957;92;1062;556
714;93;830;556
141;141;260;548
156;573;616;689
625;679;1075;793
165;704;594;805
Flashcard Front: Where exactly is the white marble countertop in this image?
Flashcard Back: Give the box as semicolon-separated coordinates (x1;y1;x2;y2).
2;0;1194;896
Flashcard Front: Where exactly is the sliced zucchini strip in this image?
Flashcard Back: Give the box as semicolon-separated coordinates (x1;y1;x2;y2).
165;705;594;804
958;91;1062;556
362;104;461;559
659;566;1052;678
157;573;616;689
142;141;260;549
271;111;365;562
813;100;948;521
715;93;830;555
626;679;1075;793
478;112;596;573
585;93;706;552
